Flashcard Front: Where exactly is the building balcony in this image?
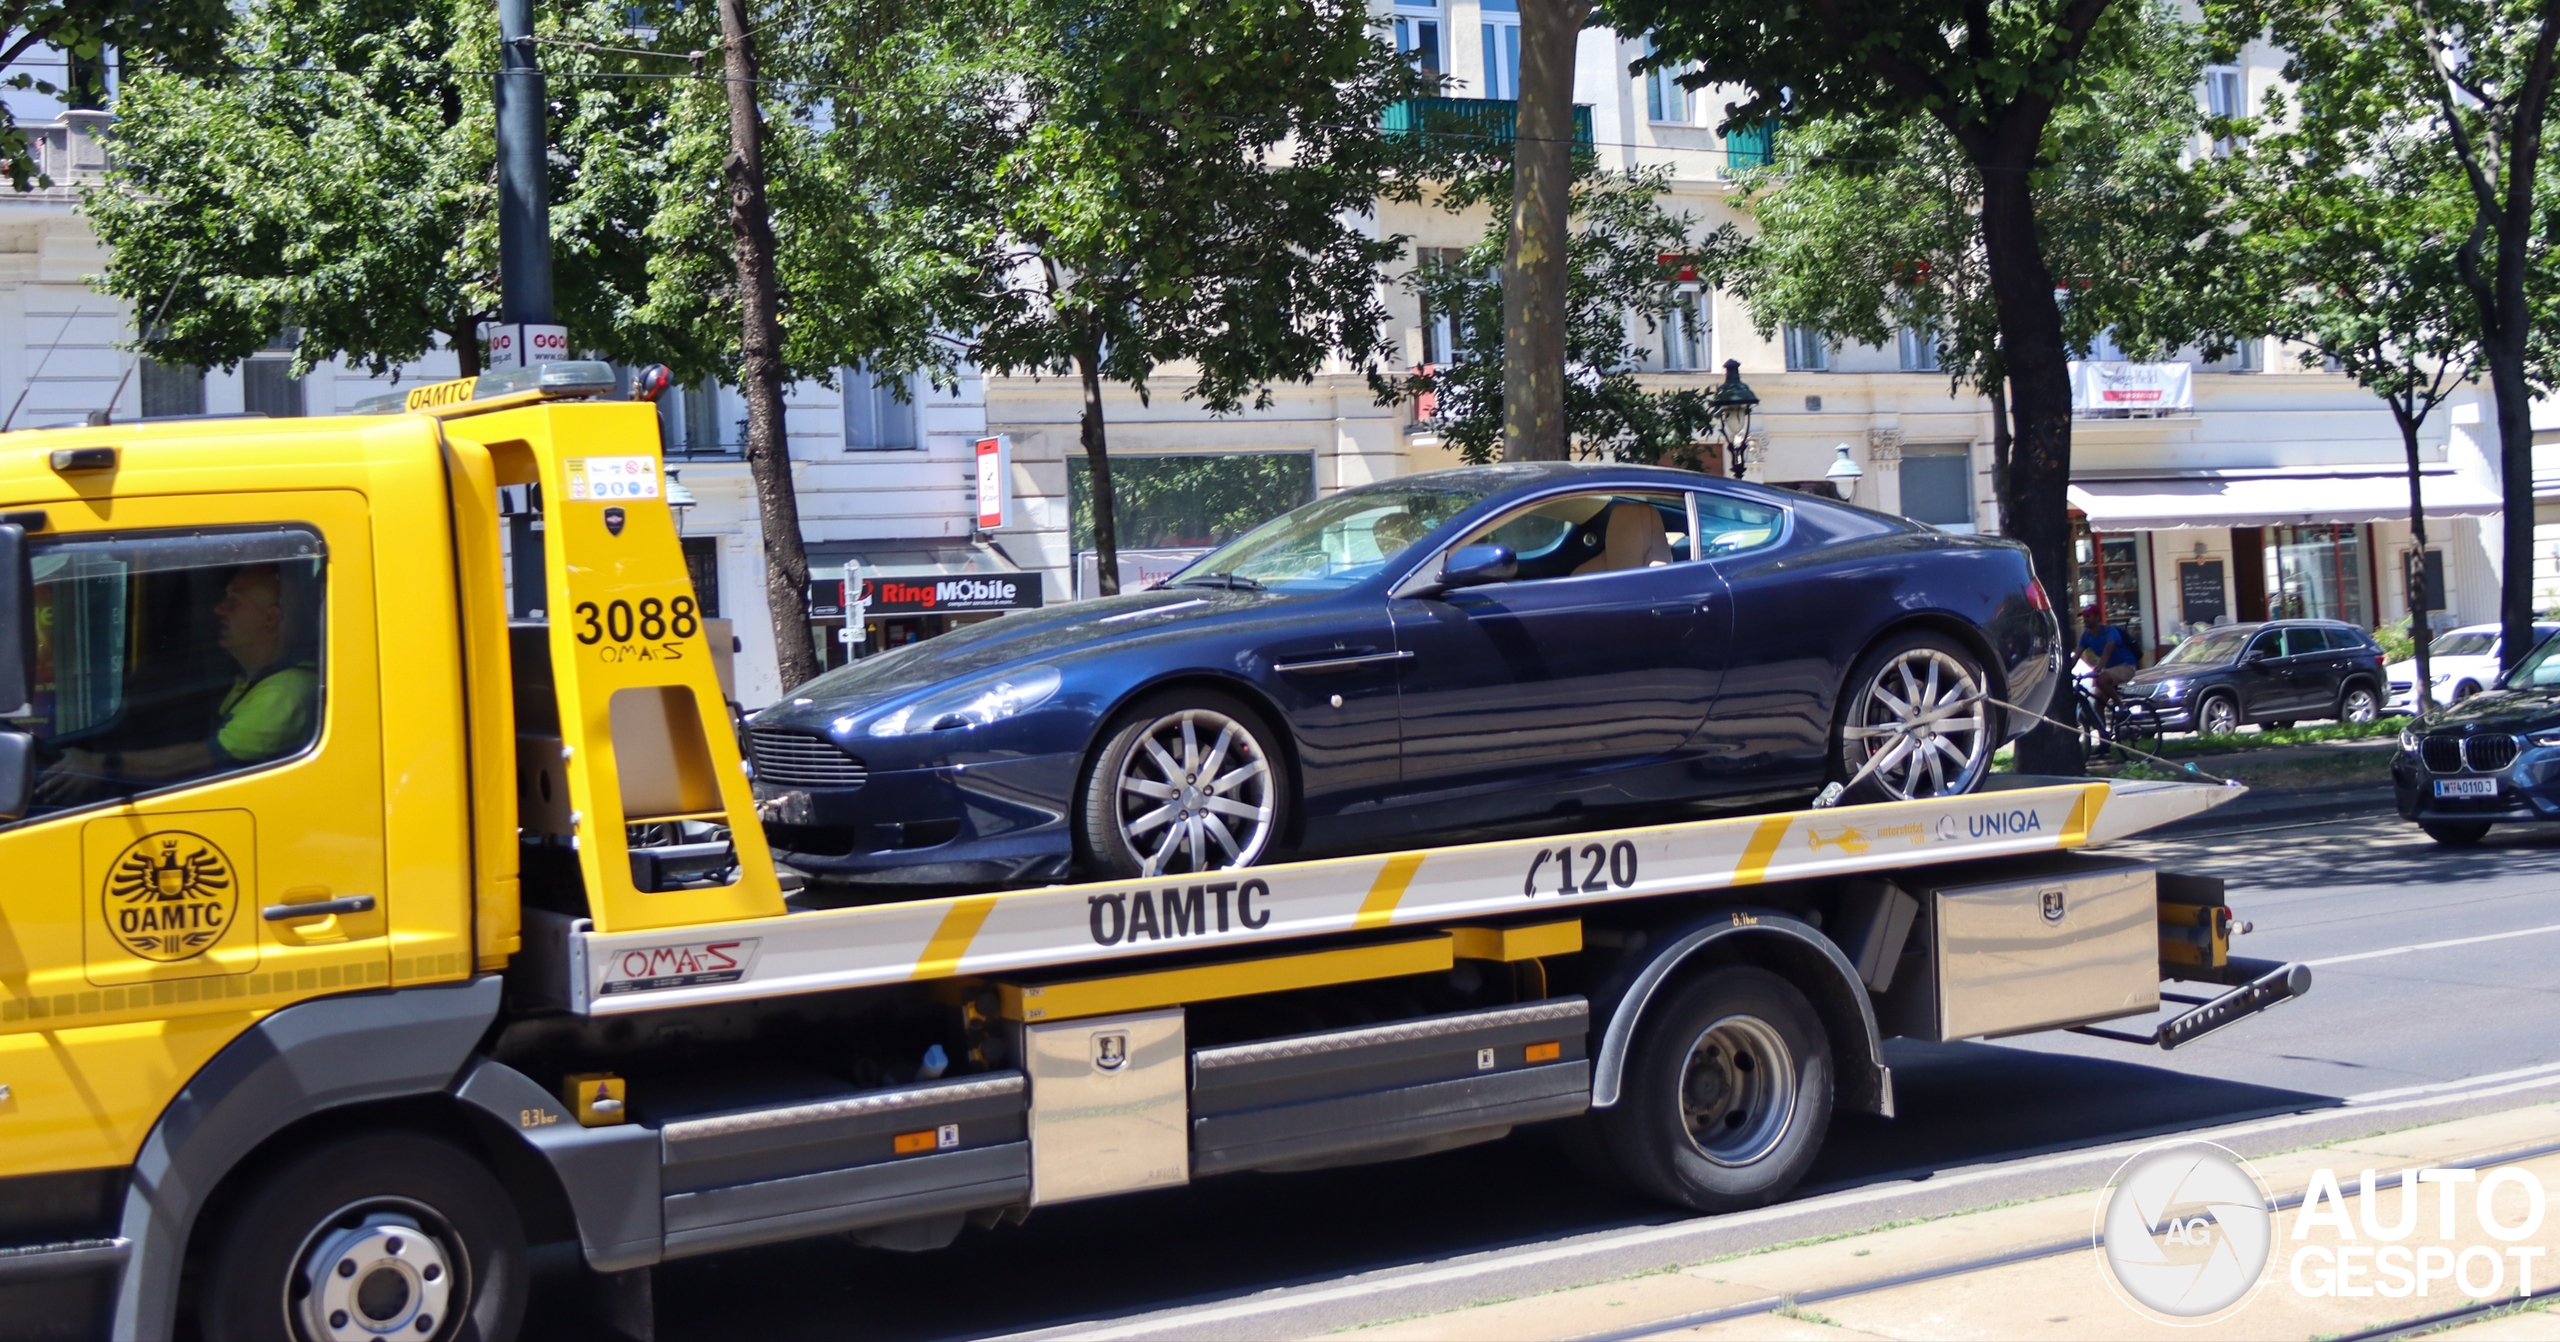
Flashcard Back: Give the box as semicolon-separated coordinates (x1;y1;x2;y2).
1384;97;1594;154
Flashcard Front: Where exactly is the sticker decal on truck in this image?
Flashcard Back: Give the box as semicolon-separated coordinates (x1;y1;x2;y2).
597;938;761;995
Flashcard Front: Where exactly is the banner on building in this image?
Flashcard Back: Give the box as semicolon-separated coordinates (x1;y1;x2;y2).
2069;361;2193;413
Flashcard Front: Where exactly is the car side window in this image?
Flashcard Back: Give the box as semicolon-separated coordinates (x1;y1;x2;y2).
1454;491;1695;582
1690;492;1787;558
16;527;327;822
2247;630;2284;660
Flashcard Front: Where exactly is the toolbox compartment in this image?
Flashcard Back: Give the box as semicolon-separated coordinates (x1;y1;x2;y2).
1189;998;1591;1175
1878;854;2160;1041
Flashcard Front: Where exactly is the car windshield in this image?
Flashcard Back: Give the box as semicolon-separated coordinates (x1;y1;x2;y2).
1171;482;1498;592
2160;629;2251;667
2502;636;2560;691
2432;631;2497;657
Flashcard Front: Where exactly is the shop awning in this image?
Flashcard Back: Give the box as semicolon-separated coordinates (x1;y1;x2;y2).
805;540;1041;616
2067;468;2506;532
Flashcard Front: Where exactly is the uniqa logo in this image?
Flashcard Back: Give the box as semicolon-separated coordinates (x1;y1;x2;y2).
2094;1141;2277;1324
1967;809;2044;837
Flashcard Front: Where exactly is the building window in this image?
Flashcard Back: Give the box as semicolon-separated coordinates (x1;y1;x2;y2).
140;357;204;418
2269;522;2369;626
1480;0;1521;100
1898;327;1942;373
1899;443;1974;533
1783;325;1829;372
680;536;722;619
1642;36;1688;124
668;377;729;455
2210;337;2262;373
2205;66;2245;157
843;366;919;450
2083;327;2127;361
2074;523;2149;658
1415;246;1474;368
243;359;304;418
1662;290;1708;370
1395;10;1443;79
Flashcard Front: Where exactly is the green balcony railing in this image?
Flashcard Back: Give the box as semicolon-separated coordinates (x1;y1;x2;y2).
1724;120;1777;173
1384;96;1595;153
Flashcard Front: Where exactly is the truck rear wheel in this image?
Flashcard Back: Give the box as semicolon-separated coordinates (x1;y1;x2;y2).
1598;966;1832;1213
198;1132;525;1342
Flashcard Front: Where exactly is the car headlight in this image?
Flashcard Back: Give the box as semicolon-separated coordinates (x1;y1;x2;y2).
2152;679;2184;698
2531;732;2560;749
868;666;1063;737
2401;725;2422;752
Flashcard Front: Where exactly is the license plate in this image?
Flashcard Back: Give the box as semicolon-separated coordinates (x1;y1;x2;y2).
2435;778;2499;798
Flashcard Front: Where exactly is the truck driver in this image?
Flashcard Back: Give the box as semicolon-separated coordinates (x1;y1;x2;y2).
33;562;319;804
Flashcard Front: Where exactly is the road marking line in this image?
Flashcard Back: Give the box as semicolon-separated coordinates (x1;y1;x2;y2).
2305;920;2560;968
1352;853;1425;930
911;894;999;979
2351;1059;2560;1105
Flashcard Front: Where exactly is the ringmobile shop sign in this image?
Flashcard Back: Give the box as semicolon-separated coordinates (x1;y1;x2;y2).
808;574;1043;616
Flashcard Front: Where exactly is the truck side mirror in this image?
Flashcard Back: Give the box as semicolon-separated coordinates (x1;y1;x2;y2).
0;730;27;822
0;523;28;717
1439;544;1517;591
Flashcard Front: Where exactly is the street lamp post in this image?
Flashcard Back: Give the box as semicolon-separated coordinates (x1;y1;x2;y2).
1708;359;1759;479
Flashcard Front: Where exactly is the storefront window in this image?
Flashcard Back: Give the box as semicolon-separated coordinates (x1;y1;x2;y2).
1069;452;1317;551
2268;523;2368;626
2072;523;2146;658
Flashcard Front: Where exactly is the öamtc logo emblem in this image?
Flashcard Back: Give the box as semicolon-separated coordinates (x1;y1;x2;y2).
2095;1141;2277;1324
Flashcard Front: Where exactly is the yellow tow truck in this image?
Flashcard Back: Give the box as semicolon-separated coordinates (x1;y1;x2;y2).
0;363;2306;1341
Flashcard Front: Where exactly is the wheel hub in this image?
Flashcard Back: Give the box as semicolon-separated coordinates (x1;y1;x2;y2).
1116;708;1275;876
297;1212;454;1341
1677;1014;1797;1167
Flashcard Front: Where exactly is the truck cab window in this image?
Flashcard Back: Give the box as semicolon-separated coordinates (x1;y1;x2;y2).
18;527;326;819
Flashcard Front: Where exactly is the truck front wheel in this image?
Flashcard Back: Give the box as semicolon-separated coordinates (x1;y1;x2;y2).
1599;966;1832;1213
198;1132;526;1342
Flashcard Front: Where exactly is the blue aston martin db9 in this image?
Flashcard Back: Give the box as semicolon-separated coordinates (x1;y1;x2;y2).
747;462;2061;886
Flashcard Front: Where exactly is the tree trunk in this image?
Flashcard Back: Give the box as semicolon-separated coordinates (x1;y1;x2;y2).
2396;404;2434;711
1988;372;2012;525
1076;345;1121;597
447;323;481;379
1499;0;1587;462
718;0;819;692
2487;334;2536;677
1978;148;2081;775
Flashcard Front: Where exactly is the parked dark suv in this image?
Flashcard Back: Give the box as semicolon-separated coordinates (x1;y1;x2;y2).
2117;619;2388;735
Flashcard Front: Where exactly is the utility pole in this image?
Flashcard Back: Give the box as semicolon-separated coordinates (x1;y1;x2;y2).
495;0;553;340
718;0;822;692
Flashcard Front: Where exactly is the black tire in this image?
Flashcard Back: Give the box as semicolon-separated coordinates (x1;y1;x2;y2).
1830;630;1995;802
2336;682;2382;725
1078;688;1291;880
2197;691;2241;738
1595;966;1832;1214
2454;681;2481;703
2262;719;2295;731
2420;819;2492;847
198;1132;525;1342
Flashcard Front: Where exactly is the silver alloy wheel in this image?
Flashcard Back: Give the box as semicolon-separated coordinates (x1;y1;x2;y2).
2200;693;2239;736
292;1204;459;1341
1113;708;1276;876
1840;647;1990;800
2341;686;2380;724
1677;1013;1798;1167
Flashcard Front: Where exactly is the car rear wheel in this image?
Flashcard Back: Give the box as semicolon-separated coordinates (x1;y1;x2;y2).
2420;819;2493;847
1080;689;1290;879
2338;684;2381;725
198;1133;524;1342
2197;691;2241;737
1832;632;1993;802
1596;966;1832;1213
2454;680;2481;703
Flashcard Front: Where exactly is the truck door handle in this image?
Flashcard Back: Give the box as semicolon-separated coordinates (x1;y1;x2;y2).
263;895;376;921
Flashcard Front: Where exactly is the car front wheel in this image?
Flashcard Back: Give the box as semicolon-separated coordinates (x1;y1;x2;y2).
2338;684;2381;725
1832;632;1993;801
1080;689;1290;879
2197;691;2241;737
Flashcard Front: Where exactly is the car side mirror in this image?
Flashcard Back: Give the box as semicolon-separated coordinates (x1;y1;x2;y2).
2238;649;2265;666
1439;544;1517;591
0;522;27;717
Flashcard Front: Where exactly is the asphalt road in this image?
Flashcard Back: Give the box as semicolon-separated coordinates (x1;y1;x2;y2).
521;794;2560;1342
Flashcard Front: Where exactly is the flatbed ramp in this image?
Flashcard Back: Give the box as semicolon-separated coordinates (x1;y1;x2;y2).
548;778;2239;1016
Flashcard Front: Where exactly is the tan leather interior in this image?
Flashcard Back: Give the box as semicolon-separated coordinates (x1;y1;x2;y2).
1572;503;1674;576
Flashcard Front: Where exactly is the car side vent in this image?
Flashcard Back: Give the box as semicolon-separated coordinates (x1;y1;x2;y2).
2421;736;2464;773
2465;734;2520;773
747;728;870;789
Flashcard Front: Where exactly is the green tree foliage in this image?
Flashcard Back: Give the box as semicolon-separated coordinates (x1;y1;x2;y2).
1707;4;2218;504
2197;88;2480;703
2210;0;2560;674
834;0;1429;593
0;1;226;189
1610;0;2167;773
87;0;690;379
1377;166;1716;467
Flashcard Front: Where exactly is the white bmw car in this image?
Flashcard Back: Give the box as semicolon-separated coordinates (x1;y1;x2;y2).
2387;621;2560;713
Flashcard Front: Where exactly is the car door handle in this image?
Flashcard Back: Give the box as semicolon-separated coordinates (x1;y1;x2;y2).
1651;601;1711;617
1274;650;1416;674
263;895;375;921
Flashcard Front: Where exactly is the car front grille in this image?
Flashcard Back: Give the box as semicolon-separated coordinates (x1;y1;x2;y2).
747;727;869;789
2425;733;2520;773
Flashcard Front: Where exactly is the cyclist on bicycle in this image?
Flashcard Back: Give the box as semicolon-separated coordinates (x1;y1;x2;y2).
2077;604;2140;706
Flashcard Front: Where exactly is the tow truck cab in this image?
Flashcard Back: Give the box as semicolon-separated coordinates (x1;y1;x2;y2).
0;367;2303;1342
